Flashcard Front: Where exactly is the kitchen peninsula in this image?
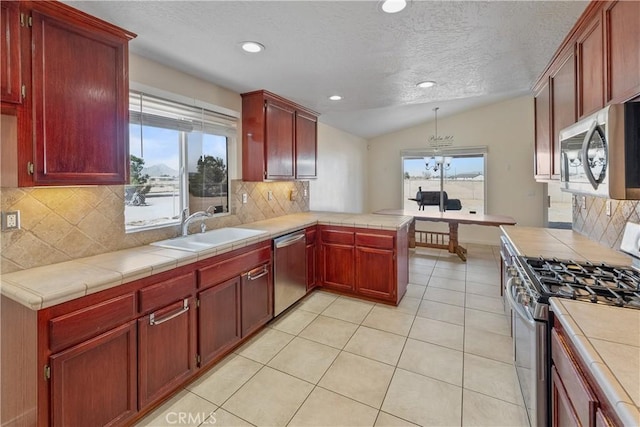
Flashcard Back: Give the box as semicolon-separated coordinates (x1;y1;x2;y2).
1;211;411;427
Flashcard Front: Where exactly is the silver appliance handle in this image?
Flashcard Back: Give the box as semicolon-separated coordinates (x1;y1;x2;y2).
275;233;305;249
505;277;535;326
149;298;189;326
581;120;607;190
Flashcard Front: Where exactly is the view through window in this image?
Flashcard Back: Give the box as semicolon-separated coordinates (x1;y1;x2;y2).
125;91;236;232
402;149;487;214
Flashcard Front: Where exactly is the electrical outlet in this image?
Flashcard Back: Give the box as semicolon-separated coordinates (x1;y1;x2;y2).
268;191;273;201
303;188;308;198
242;193;248;204
582;196;587;210
606;200;612;216
1;210;21;231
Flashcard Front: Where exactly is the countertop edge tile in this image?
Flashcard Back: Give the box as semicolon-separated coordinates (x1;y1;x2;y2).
1;211;412;309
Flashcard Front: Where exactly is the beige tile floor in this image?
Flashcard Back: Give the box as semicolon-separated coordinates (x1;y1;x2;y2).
136;245;530;427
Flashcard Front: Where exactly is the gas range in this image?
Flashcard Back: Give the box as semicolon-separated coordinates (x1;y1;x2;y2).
517;256;640;309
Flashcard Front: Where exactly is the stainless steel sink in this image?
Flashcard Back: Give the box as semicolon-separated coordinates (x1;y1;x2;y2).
150;227;268;252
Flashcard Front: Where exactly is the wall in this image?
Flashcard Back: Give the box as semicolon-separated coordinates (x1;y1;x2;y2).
367;96;545;245
573;196;640;249
310;123;368;213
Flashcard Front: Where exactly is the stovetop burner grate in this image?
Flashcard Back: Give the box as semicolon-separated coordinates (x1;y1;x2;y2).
519;256;640;309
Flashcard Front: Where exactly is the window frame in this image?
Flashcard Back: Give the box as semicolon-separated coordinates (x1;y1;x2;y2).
125;83;239;233
400;146;488;214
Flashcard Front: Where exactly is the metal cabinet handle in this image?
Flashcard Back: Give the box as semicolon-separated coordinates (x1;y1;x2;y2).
246;265;269;281
149;298;189;326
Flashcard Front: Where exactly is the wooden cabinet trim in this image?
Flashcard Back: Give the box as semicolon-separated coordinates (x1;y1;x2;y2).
1;1;22;104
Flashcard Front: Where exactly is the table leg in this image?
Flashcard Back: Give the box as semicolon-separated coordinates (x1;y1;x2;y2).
408;219;416;248
448;222;467;262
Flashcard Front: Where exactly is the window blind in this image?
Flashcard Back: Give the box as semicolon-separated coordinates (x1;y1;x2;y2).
129;91;237;137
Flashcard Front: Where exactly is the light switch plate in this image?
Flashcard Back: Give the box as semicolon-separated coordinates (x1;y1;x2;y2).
606;200;612;216
1;210;21;231
268;191;273;201
242;193;248;204
582;196;587;210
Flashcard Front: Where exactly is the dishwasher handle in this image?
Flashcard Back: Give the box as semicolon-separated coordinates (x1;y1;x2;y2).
275;233;305;249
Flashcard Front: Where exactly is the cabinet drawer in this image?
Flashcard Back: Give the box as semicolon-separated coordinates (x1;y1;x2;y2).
49;293;136;353
551;328;598;427
138;273;195;314
199;246;271;289
356;233;394;249
321;229;354;245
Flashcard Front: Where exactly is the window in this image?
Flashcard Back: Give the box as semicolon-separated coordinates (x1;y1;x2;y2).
126;90;237;232
402;147;487;214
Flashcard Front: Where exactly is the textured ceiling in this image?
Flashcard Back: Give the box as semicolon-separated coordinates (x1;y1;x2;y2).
64;1;589;138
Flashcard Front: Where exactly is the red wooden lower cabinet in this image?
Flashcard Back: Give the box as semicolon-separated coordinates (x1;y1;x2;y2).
49;321;137;427
318;225;409;304
138;296;197;409
198;277;242;366
551;325;620;427
241;263;273;337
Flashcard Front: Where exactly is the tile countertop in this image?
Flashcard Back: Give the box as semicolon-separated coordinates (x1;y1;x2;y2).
0;212;413;310
550;298;640;426
500;225;633;265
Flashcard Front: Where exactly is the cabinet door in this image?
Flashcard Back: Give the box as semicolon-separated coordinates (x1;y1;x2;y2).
138;297;196;409
321;243;355;291
30;8;128;185
241;264;273;337
1;1;21;104
295;112;317;179
198;277;242;366
534;81;552;180
50;321;137;427
265;101;295;180
551;366;581;427
577;16;604;118
550;47;576;178
604;0;640;103
355;246;395;300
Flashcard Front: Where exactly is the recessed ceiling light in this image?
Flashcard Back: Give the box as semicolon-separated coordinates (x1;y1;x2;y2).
417;81;436;88
329;95;343;101
241;41;265;53
381;0;407;14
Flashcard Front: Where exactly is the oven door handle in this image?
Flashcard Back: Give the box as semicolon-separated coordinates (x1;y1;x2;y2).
505;277;535;325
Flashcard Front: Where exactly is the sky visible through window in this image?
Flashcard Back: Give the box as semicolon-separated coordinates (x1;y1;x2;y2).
404;156;484;177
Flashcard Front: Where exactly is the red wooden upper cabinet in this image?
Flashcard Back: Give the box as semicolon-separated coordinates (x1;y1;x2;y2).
1;1;22;105
2;1;136;186
241;90;318;181
603;0;640;104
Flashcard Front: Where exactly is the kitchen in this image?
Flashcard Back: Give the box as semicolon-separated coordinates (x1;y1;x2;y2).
1;0;639;426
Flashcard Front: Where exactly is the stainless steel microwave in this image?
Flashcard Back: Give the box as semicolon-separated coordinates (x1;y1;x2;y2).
559;103;640;199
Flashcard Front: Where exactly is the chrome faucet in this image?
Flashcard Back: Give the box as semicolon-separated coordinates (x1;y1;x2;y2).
180;208;213;236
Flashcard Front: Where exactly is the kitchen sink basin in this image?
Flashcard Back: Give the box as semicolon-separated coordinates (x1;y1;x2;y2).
150;227;268;252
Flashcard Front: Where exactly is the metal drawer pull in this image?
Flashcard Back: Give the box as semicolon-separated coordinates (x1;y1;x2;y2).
149;298;189;326
247;266;269;281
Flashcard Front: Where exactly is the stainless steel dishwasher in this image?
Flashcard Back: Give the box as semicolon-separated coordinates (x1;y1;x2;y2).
273;230;307;316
